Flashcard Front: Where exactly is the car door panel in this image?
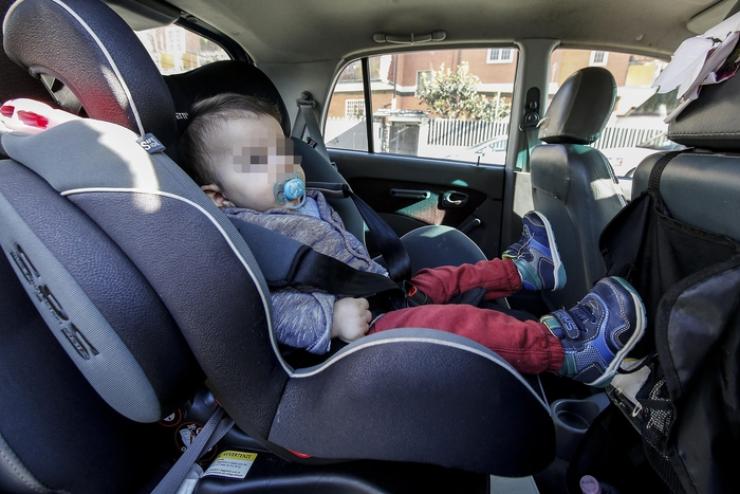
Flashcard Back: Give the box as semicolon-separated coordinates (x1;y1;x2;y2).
330;149;505;258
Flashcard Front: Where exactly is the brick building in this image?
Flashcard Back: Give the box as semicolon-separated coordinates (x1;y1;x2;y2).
327;48;664;119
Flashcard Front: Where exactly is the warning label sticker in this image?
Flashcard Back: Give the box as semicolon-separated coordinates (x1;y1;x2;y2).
203;450;258;479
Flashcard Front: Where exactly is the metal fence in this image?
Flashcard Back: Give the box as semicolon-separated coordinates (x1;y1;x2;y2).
592;126;666;150
427;119;509;147
326;116;669;156
426;118;667;150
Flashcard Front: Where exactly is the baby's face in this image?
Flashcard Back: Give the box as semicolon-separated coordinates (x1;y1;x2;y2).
209;114;304;211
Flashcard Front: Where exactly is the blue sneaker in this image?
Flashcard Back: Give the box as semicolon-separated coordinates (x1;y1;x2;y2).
541;277;647;387
502;211;566;291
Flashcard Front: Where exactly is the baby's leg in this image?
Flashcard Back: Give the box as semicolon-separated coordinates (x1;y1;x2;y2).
410;210;566;304
369;304;564;375
371;276;646;387
410;258;522;304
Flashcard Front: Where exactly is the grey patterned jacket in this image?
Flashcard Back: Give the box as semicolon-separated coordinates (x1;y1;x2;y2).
224;191;387;354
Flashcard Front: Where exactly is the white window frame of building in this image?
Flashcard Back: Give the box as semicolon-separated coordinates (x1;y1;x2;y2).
345;99;366;118
486;48;514;64
590;50;608;66
416;70;432;91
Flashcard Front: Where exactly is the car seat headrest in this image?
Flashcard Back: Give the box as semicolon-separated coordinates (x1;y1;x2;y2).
667;63;740;151
165;60;291;138
2;0;176;146
0;0;55;105
538;67;616;145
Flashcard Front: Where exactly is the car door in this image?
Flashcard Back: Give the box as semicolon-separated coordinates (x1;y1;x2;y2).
324;49;519;259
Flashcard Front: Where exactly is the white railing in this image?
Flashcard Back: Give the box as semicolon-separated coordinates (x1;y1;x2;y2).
427;119;509;147
592;127;667;150
325;116;669;155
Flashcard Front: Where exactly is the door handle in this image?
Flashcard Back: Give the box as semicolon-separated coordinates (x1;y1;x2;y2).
390;188;431;200
441;190;468;207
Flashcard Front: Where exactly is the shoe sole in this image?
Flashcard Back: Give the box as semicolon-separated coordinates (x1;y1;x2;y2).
587;277;647;388
530;211;566;291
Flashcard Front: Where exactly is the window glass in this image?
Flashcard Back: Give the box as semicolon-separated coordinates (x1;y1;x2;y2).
487;48;514;64
325;60;369;151
550;49;681;180
135;25;230;75
325;47;518;164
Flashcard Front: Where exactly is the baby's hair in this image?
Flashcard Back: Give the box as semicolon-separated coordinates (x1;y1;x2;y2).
180;93;282;183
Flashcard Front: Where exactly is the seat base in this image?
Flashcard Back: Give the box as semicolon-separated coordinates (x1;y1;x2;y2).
196;453;489;494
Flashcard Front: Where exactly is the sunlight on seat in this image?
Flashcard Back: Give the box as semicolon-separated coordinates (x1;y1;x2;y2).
589;178;620;201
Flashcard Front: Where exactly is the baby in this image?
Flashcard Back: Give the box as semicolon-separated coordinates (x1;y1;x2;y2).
181;93;646;387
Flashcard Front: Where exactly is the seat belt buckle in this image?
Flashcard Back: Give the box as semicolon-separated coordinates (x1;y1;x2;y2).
403;281;429;307
306;136;319;149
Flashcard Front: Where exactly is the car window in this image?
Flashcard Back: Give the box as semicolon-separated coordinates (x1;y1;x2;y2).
549;49;681;179
324;47;519;164
135;24;230;75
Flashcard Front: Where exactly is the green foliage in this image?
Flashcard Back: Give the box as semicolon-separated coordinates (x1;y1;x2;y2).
416;63;509;120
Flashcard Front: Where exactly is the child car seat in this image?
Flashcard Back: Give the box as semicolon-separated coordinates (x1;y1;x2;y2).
0;0;555;486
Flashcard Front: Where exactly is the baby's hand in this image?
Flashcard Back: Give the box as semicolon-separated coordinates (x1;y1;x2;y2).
331;297;371;343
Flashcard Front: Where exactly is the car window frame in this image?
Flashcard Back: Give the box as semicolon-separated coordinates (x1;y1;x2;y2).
323;45;520;167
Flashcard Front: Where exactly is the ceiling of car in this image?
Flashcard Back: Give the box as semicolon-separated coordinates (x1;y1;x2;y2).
153;0;728;63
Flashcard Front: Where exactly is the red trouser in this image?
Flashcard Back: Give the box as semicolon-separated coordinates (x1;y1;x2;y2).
369;259;564;375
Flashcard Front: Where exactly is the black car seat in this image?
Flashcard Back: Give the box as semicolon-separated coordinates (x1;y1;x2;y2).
0;1;182;493
530;67;626;307
0;0;554;485
164;60;487;273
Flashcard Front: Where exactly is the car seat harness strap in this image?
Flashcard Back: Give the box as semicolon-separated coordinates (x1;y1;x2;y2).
151;406;234;494
306;181;412;282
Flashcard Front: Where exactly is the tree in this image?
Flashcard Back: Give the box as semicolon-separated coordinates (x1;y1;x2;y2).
416;63;509;120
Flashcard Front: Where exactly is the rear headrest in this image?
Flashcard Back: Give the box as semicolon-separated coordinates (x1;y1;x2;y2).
2;0;176;145
538;67;616;145
667;66;740;151
165;60;291;137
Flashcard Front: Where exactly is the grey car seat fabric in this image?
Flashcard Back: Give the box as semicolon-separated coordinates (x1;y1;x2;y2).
0;0;555;479
1;116;555;476
631;66;740;242
0;249;176;494
531;67;625;308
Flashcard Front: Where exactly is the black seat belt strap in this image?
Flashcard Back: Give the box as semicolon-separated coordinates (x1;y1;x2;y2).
229;216;402;296
648;150;684;194
291;91;331;163
306;182;411;282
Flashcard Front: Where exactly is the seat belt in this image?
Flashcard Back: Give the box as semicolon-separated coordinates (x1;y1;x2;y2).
229;216;403;297
151;407;234;494
519;87;541;171
288;93;412;281
291;91;331;164
306;181;412;282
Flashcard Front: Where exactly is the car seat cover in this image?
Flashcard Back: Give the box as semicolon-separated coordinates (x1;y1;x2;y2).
2;0;176;145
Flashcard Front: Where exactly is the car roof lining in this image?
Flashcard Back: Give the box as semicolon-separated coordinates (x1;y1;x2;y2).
119;0;730;64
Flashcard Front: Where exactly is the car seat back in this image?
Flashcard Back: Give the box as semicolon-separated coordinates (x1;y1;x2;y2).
603;54;740;493
632;70;740;241
531;67;625;307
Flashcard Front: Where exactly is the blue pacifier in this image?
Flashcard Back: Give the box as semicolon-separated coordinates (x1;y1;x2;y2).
274;176;306;208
